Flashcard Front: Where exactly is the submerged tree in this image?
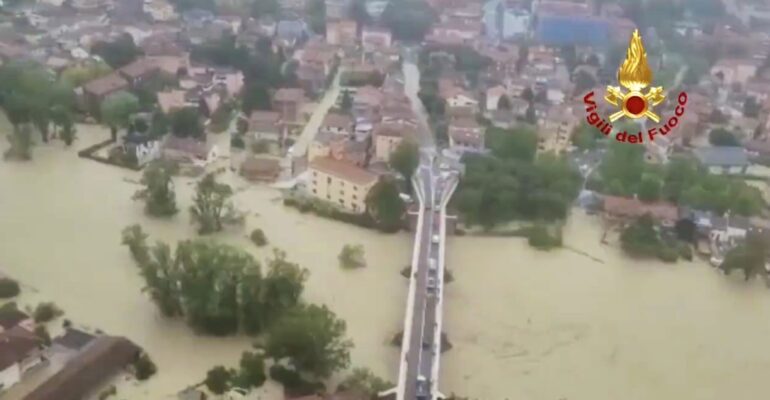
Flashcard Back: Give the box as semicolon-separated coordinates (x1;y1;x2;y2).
257;250;309;329
133;161;179;217
266;304;353;378
101;91;140;141
720;234;769;282
366;179;406;232
189;173;244;234
205;366;233;395
338;244;366;269
121;224;150;266
4;123;34;161
339;367;392;397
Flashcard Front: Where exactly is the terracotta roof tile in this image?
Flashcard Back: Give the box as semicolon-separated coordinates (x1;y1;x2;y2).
309;157;378;185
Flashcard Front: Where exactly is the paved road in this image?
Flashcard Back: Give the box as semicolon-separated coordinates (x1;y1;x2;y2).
403;162;435;400
292;71;342;157
402;48;435;150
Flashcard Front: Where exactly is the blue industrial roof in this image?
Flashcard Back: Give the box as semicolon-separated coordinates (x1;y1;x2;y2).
535;15;612;47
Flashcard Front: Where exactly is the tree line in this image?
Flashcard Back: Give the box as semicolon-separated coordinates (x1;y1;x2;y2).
121;226;353;380
455;126;582;229
593;141;764;216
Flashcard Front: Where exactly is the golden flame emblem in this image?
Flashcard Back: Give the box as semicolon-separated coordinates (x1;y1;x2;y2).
604;29;666;123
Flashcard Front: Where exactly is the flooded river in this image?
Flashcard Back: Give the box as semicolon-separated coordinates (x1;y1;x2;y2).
3;126;770;399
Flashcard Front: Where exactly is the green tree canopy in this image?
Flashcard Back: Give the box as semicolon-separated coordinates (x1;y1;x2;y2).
92;33;142;69
709;128;740;147
382;0;436;41
189;173;244;234
266;304;353;378
338;244;366;269
339;368;392;397
720;234;769;281
234;351;267;389
205;366;233;395
101;91;140;139
497;94;511;111
60;61;112;87
486;126;538;162
306;0;327;34
389;140;420;185
570;121;605;150
366;179;406;232
456;153;581;228
340;89;353;113
133;161;179;217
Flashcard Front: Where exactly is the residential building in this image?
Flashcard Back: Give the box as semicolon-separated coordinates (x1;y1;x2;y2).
441;86;479;115
485;85;508;111
51;329;96;355
535;14;611;47
273;88;307;125
0;326;43;393
484;0;531;40
448;117;485;152
308;157;378;213
0;310;33;334
327;20;357;47
81;73;129;113
249;111;284;143
162;136;220;167
320;113;354;137
308;132;334;162
157;90;195;115
694;147;750;175
118;58;160;87
602;195;679;226
144;0;177;22
330;138;368;166
25;336;141;400
710;58;761;87
426;20;482;46
326;0;352;19
122;131;162;166
362;27;392;50
240;156;282;182
373;122;413;162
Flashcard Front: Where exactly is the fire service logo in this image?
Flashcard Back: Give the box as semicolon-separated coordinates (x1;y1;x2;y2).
583;29;688;144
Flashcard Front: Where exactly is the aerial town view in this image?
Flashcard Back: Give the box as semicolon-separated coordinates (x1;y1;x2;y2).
4;0;770;399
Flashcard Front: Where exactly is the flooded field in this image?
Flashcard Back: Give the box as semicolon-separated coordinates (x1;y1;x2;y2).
3;126;770;399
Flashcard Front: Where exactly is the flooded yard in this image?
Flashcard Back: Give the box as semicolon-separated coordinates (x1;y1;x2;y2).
3;126;770;399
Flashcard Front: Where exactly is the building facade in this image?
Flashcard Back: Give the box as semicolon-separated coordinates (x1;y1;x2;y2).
308;157;378;213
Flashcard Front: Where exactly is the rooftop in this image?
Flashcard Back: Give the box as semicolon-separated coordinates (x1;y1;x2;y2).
694;146;750;167
0;326;40;371
82;73;128;96
25;336;141;400
309;157;378;185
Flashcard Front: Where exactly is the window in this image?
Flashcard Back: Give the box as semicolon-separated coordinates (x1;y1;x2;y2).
313;171;317;177
340;191;344;196
313;189;317;194
352;204;358;212
327;177;332;184
352;194;357;200
339;199;344;205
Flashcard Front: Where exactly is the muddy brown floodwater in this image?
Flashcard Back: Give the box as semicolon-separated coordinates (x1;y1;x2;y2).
3;125;770;400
